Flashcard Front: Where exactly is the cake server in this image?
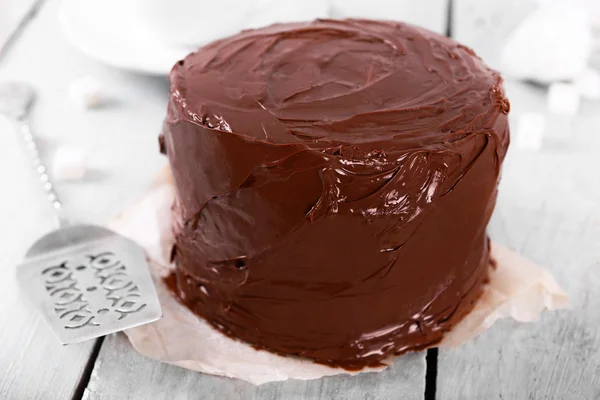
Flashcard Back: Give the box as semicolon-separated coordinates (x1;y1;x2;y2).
1;81;162;344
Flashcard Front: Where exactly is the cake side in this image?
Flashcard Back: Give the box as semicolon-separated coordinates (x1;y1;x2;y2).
160;19;510;369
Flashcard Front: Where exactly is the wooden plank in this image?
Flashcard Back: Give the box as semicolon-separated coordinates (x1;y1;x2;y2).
0;0;98;398
436;81;600;399
0;0;169;398
438;212;600;399
0;115;98;400
86;333;426;400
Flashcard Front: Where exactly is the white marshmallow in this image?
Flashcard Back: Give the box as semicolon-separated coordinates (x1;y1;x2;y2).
52;146;88;181
547;82;580;117
69;76;109;109
515;112;546;151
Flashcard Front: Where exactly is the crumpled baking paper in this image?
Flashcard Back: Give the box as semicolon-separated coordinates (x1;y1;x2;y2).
108;166;568;385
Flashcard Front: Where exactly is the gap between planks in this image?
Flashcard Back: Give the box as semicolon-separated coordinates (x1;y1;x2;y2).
71;337;105;400
425;348;439;400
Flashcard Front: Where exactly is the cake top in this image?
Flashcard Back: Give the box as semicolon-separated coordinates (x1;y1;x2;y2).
168;19;508;152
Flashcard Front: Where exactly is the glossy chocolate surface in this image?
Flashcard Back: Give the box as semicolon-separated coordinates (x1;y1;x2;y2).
160;19;510;369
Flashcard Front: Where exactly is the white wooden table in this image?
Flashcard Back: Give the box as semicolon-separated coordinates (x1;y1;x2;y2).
1;1;599;399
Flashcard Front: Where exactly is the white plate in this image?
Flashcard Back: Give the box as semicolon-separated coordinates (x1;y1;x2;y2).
59;0;195;75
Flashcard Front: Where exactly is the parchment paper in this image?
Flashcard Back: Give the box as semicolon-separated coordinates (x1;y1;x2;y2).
109;167;568;385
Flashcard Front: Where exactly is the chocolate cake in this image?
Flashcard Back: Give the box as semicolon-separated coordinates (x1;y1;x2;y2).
159;19;510;369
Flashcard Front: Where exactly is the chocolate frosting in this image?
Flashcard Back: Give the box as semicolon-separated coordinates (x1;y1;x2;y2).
160;19;510;369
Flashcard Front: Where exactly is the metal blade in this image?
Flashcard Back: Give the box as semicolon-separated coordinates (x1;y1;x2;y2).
17;225;162;344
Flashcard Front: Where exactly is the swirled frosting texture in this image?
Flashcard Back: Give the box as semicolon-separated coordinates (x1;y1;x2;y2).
160;19;510;369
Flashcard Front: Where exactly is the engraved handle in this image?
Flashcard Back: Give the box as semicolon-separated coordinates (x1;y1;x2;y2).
18;119;69;228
